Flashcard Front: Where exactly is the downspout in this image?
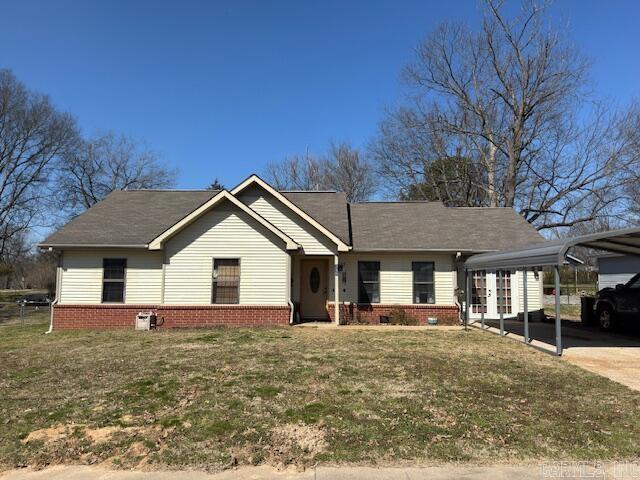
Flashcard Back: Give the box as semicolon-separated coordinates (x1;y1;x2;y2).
46;251;62;334
454;252;463;323
454;297;463;323
46;298;58;334
287;252;295;325
288;299;295;325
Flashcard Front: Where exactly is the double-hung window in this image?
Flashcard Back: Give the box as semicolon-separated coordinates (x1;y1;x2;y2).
358;261;380;303
102;258;126;303
412;262;435;304
212;259;240;304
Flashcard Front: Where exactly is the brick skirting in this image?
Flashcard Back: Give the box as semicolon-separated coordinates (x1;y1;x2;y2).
52;303;460;329
327;302;460;326
52;304;291;330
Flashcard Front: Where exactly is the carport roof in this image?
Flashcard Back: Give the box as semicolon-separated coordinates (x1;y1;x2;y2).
465;226;640;270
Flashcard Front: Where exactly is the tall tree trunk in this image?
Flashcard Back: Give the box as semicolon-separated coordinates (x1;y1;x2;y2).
487;139;498;207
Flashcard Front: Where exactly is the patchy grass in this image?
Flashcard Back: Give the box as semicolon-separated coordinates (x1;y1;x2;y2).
544;303;582;319
1;325;639;472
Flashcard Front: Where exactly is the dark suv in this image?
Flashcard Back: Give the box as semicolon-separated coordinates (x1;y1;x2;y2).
594;273;640;331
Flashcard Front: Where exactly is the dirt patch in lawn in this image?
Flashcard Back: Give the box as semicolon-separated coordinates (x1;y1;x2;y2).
84;426;142;444
22;423;161;445
269;423;327;466
22;425;71;444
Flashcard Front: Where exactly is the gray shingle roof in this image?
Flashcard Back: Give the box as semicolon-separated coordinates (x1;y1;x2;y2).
41;190;218;247
282;191;350;244
40;189;351;248
349;202;543;252
41;189;543;252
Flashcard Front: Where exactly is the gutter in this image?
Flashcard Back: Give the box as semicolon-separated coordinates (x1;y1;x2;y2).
38;243;149;250
349;248;496;253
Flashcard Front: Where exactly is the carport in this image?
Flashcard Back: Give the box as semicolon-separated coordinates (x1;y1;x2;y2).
464;226;640;356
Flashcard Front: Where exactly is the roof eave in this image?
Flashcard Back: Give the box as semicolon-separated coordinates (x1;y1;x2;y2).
38;243;149;250
349;248;495;253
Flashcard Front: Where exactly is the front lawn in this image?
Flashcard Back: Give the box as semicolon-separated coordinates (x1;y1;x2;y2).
1;325;639;472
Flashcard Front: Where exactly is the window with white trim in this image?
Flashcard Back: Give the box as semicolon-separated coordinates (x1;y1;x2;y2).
102;258;126;303
358;261;380;303
212;259;240;304
412;262;435;304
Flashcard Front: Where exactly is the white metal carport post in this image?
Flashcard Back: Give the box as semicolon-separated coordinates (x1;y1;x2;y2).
523;268;529;343
554;265;562;355
334;255;340;325
465;268;471;329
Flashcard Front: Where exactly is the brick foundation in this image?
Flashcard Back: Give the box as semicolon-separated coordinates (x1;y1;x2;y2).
52;303;460;329
52;304;291;329
327;303;460;326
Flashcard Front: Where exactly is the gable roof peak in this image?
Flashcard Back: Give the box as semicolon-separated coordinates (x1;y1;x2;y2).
147;189;299;251
231;174;351;252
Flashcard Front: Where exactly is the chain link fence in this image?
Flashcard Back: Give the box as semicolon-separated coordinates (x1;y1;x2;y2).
0;302;50;327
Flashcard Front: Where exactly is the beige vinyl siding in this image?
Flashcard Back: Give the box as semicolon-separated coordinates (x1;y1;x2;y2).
163;202;288;305
336;253;456;305
238;186;336;255
59;249;163;304
515;270;543;312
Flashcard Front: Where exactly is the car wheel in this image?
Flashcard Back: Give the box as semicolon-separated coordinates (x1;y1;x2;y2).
598;305;615;331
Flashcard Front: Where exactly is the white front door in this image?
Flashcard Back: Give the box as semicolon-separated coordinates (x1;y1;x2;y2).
470;270;513;320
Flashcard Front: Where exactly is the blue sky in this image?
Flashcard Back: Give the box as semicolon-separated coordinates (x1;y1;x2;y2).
1;0;639;190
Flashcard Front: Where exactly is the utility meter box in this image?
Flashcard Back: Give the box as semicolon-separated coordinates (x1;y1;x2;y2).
135;312;157;330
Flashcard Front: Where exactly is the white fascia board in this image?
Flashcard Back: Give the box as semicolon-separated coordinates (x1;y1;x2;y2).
148;190;299;251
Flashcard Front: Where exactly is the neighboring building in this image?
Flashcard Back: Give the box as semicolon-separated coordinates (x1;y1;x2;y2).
40;175;544;329
597;254;640;290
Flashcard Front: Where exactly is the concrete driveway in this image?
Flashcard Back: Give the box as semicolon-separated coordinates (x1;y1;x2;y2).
477;318;640;392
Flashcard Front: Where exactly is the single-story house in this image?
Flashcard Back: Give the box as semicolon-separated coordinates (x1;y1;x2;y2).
597;254;640;290
40;174;544;329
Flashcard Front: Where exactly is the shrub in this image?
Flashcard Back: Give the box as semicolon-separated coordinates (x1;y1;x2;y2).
345;311;370;325
388;307;418;326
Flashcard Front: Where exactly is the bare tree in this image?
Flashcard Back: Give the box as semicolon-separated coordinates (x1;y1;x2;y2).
264;149;325;191
57;132;177;216
628;182;640;225
265;143;377;201
622;103;640;226
371;0;640;231
323;142;377;202
0;69;78;258
372;107;487;205
6;248;57;292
